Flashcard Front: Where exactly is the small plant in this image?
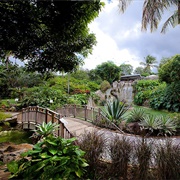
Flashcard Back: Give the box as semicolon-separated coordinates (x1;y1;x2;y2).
134;138;153;180
102;99;129;126
7;133;88;179
155;140;180;180
157;116;177;136
35;121;59;138
78;130;106;179
140;115;162;135
127;108;146;123
109;135;132;179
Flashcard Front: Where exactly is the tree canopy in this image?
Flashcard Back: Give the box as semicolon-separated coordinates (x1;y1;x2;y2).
158;54;180;83
94;61;120;84
0;0;104;73
119;64;133;75
119;0;180;33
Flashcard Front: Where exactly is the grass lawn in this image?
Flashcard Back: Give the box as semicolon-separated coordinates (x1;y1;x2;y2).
121;105;179;120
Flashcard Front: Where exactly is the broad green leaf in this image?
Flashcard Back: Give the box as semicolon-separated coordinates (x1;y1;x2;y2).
7;161;19;173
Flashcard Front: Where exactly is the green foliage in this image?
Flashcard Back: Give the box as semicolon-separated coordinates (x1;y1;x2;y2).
102;99;129;126
127;108;146;123
0;130;33;144
35;122;59;138
68;94;89;105
0;112;11;121
100;80;111;93
8;133;88;179
134;80;161;106
150;82;180;112
140;115;178;136
159;54;180;83
0;1;104;73
119;64;133;75
149;83;166;110
21;86;67;109
94;61;120;84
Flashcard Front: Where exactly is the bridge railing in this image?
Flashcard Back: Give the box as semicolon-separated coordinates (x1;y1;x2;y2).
17;106;73;139
56;105;124;133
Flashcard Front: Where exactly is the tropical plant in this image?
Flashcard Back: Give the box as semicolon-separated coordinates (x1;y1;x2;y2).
140;114;178;136
119;0;180;33
102;99;129;126
7;133;88;179
157;116;177;136
34;121;59;138
127;108;146;123
140;55;158;74
140;115;162;135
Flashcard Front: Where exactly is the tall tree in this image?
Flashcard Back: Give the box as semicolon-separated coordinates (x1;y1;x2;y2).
0;1;104;73
140;55;158;74
119;64;133;75
119;0;180;33
94;61;120;84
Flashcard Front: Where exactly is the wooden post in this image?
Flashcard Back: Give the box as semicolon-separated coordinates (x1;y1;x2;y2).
74;104;76;118
60;123;65;138
28;106;30;129
52;112;54;123
85;105;87;121
35;106;38;129
45;108;48;123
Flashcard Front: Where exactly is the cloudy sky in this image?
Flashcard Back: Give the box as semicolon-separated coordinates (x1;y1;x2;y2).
82;0;180;71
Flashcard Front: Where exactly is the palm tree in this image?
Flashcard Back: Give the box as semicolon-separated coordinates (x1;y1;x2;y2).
118;0;180;33
140;55;158;73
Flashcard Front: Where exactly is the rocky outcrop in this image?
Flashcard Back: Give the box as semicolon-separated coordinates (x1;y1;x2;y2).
0;142;33;164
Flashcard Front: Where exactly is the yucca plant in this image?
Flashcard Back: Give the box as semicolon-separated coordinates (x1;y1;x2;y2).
157;116;177;136
127;108;146;123
102;99;129;126
140;115;162;135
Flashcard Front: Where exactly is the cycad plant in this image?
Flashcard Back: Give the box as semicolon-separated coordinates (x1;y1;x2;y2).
102;99;129;126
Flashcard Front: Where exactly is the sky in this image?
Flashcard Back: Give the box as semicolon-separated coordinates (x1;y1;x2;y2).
82;0;180;71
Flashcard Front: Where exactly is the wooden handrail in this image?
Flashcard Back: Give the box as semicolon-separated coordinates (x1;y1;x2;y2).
17;106;73;139
56;105;124;133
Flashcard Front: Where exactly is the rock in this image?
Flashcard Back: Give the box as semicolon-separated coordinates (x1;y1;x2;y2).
0;142;33;164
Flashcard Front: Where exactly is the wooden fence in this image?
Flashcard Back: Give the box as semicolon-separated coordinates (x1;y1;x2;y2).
56;105;124;133
16;106;73;139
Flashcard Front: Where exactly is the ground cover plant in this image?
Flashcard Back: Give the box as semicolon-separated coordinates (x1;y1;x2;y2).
7;122;88;180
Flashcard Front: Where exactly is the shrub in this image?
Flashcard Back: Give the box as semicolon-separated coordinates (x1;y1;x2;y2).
127;108;146;123
140;115;178;136
102;99;129;126
100;80;111;93
109;136;132;179
7;127;88;179
78;131;106;179
155;140;180;180
134;138;153;180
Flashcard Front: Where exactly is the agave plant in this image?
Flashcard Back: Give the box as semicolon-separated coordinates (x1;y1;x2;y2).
102;99;129;126
127;108;146;123
34;121;59;138
140;115;162;135
157;116;177;136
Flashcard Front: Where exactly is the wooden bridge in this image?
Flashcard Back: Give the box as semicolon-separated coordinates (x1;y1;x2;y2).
16;105;123;139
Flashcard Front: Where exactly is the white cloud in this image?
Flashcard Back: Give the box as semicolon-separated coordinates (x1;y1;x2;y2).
83;0;180;71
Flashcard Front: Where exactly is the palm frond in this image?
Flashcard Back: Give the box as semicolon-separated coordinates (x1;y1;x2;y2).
118;0;133;13
161;10;178;33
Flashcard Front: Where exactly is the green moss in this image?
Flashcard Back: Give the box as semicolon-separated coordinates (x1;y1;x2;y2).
0;130;33;144
0;112;12;121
